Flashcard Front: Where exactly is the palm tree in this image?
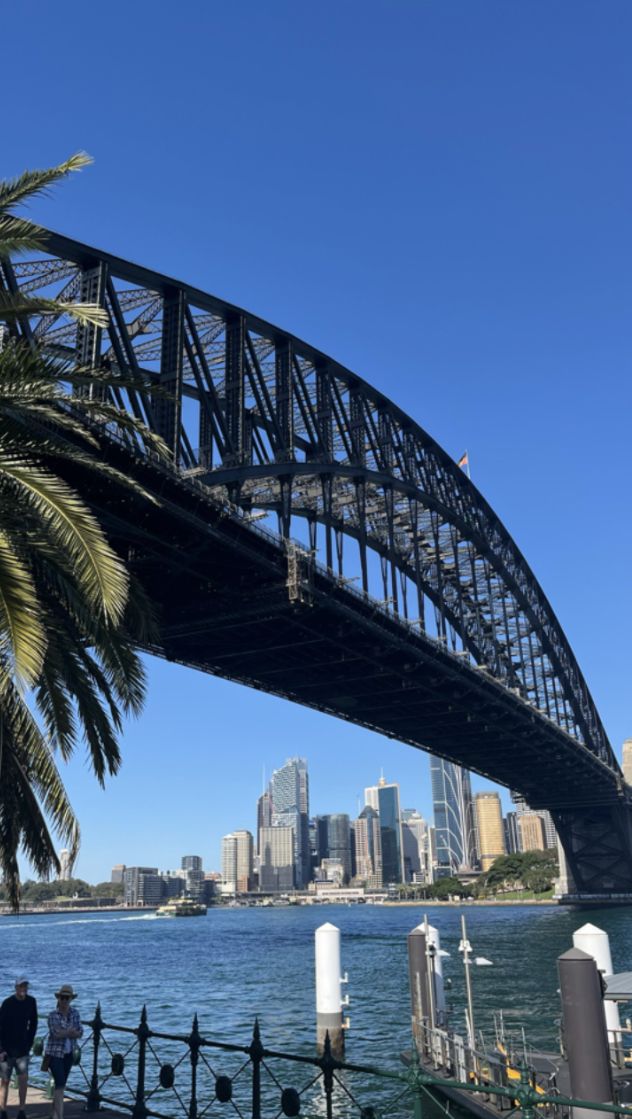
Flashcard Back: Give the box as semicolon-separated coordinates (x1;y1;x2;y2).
0;155;163;906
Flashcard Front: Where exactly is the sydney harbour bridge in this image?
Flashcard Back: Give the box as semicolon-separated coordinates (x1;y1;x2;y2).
2;230;630;899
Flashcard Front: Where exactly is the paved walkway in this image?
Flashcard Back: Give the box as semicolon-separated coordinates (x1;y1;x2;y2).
6;1083;125;1119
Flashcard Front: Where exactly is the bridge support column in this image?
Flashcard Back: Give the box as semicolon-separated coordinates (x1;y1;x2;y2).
553;803;632;898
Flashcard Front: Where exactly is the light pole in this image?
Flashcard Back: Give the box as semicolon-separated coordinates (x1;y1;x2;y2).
458;913;493;1059
458;913;476;1052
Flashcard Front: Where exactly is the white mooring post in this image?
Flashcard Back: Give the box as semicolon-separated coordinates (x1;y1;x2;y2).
315;922;349;1058
573;922;621;1045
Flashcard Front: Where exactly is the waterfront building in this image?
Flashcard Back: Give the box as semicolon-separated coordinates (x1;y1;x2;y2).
221;831;253;893
430;760;478;876
352;806;382;885
364;777;405;884
319;858;345;886
518;813;546;852
474;792;505;871
111;864;126;884
181;855;204;899
259;824;295;892
161;871;185;898
268;757;310;887
123;866;162;906
623;739;632;785
504;812;520;854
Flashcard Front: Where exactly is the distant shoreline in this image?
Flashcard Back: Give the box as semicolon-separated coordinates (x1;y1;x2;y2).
0;904;155;918
2;899;559;917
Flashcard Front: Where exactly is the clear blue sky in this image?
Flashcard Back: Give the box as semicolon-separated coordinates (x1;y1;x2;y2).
5;1;631;882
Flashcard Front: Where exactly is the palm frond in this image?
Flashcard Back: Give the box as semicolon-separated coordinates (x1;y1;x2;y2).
0;153;92;214
0;455;129;624
0;291;108;328
0;530;47;684
0;215;47;258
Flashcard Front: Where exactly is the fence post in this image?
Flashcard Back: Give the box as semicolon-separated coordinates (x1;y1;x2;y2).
320;1032;335;1119
132;1005;150;1119
407;1046;425;1119
515;1065;537;1119
86;1002;103;1112
188;1013;200;1119
249;1019;263;1119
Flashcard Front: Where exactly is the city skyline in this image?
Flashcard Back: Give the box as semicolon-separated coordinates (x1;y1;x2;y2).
103;756;558;886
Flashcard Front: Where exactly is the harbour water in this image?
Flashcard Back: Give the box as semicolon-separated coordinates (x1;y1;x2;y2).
6;902;632;1065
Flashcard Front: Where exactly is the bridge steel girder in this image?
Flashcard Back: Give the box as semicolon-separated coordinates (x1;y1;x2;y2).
4;230;630;899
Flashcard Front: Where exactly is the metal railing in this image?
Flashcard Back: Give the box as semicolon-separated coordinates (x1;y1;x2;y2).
28;1005;632;1119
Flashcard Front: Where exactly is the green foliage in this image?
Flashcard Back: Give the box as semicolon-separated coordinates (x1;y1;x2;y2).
475;850;558;897
427;876;474;900
0;156;166;908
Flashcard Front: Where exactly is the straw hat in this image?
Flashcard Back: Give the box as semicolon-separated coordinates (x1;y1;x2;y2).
55;984;77;1000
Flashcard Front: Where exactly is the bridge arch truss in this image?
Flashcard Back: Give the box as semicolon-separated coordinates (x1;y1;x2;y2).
0;230;617;793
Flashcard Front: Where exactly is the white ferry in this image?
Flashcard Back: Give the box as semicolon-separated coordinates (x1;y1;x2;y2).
155;897;207;918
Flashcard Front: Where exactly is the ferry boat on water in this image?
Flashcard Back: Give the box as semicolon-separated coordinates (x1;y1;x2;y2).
155;897;207;918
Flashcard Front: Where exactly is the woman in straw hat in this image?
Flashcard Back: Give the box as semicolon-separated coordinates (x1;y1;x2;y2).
44;985;83;1119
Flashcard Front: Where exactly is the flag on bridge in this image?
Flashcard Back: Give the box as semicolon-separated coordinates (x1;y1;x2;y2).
457;451;469;469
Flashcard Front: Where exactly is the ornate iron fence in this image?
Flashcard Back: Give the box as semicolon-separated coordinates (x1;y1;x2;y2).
29;1006;632;1119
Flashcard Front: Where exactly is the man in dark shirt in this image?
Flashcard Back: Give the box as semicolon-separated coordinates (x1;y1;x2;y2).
0;976;38;1119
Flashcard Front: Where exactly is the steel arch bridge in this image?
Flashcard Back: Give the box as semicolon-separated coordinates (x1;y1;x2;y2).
2;230;630;899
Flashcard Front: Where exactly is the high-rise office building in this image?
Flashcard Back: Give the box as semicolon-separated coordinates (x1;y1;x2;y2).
401;811;428;882
511;792;557;851
257;791;273;856
268;757;310;887
258;825;295;892
111;864;126;884
221;831;254;893
518;813;546;852
623;740;632;785
182;855;203;872
315;814;352;883
222;834;238;894
504;812;520;854
474;792;505;871
353;806;382;885
181;854;204;899
364;777;404;884
430;760;478;876
59;849;72;881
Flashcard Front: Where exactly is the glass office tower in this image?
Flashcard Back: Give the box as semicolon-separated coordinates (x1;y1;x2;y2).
430;759;478;876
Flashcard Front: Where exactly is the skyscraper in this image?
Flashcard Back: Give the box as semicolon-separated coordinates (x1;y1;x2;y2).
324;814;352;883
181;855;204;899
353;805;382;885
518;813;546;852
401;811;428;882
258;825;295;892
257;791;273;858
511;791;557;851
430;759;478;876
268;757;310;887
474;792;505;871
221;833;253;893
364;777;404;884
504;812;520;854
